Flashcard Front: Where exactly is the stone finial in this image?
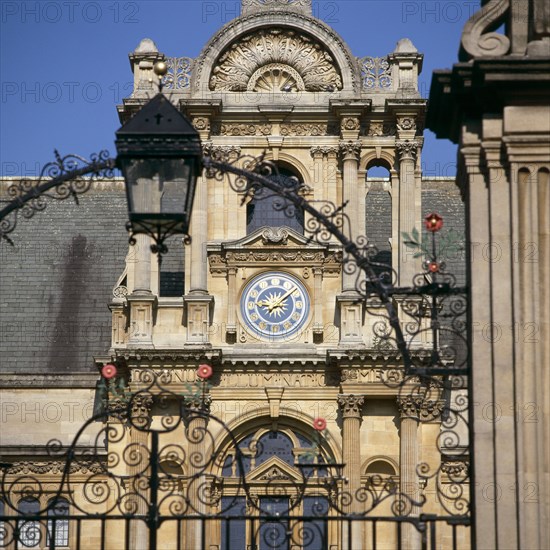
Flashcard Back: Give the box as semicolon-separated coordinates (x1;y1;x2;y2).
134;38;159;54
393;38;418;53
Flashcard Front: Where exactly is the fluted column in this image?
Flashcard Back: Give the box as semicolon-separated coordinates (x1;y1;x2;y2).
127;395;153;550
338;394;364;550
396;139;420;286
397;396;422;550
339;140;362;293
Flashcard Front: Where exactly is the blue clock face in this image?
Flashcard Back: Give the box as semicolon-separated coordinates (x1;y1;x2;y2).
240;272;310;339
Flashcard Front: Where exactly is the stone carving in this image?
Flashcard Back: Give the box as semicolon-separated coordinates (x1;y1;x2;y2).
209;29;343;92
358;56;392;89
310;145;340;157
396;117;416;132
259;465;292;480
162;57;193;89
113;285;128;298
203;143;242;162
192;117;210;133
338;394;365;418
248;63;305;92
441;461;469;476
341;368;358;382
212;122;272;136
367;121;396;137
396;140;418;162
281;123;327;136
261;227;289;244
9;461;103;475
460;0;510;59
342;117;360;132
339;140;362;162
397;395;444;421
242;0;312;13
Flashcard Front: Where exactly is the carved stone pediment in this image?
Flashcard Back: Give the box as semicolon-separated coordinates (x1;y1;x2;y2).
207;227;342;275
209;28;343;92
246;456;302;483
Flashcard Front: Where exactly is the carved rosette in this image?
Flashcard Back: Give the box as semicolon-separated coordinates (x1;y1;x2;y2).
339;140;362;162
341;117;360;132
209;29;343;92
396;117;416;133
192;117;210;132
396;140;418;162
338;394;365;418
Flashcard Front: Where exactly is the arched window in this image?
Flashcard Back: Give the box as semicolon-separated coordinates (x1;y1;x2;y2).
220;426;330;550
246;167;304;235
47;498;69;548
17;498;41;548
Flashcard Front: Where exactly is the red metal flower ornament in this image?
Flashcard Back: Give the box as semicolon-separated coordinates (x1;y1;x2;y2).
424;213;443;232
313;418;327;431
101;364;117;380
197;364;213;380
428;261;440;273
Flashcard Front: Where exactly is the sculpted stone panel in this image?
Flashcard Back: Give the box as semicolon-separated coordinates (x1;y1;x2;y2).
209;29;343;92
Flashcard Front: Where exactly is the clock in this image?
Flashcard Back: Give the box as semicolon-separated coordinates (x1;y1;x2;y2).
240;271;310;339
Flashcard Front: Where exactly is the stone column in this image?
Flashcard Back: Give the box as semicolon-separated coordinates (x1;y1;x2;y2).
395;139;420;287
183;397;211;550
397;396;422;550
127;395;154;550
339;140;362;293
338;394;364;549
183;135;215;346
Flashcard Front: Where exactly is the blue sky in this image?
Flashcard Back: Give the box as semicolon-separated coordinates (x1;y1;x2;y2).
1;1;472;178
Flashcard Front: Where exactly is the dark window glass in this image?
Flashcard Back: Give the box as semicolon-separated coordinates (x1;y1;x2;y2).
18;498;40;548
255;432;294;468
47;498;69;547
303;497;329;550
247;168;304;234
220;497;246;550
259;497;289;550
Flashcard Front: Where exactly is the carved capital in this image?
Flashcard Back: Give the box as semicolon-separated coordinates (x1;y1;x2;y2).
397;395;444;421
130;394;154;428
338;394;364;418
395;140;418;162
339;140;362;162
203;143;242;162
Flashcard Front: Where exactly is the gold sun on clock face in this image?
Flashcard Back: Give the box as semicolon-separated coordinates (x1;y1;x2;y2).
240;272;310;340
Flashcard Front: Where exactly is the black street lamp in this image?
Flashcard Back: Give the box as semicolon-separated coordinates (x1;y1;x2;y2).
115;93;202;256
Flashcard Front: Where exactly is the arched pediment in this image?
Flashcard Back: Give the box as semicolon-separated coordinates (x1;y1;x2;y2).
192;12;360;94
209;28;342;92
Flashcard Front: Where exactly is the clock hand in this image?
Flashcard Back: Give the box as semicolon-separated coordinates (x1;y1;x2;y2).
270;285;298;310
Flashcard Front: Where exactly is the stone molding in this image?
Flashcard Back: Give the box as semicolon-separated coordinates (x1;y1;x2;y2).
281;123;338;136
211;122;272;136
202;142;242;160
310;146;339;158
337;394;365;418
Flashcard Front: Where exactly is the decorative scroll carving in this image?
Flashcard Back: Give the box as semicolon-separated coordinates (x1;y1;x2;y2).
359;57;392;89
211;122;272;136
339;140;362;162
209;29;343;92
162;57;193;89
396;140;418;162
281;123;327;136
261;227;289;244
338;394;365;418
460;0;510;59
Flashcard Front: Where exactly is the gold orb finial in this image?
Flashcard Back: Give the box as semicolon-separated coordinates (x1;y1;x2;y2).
154;61;168;77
